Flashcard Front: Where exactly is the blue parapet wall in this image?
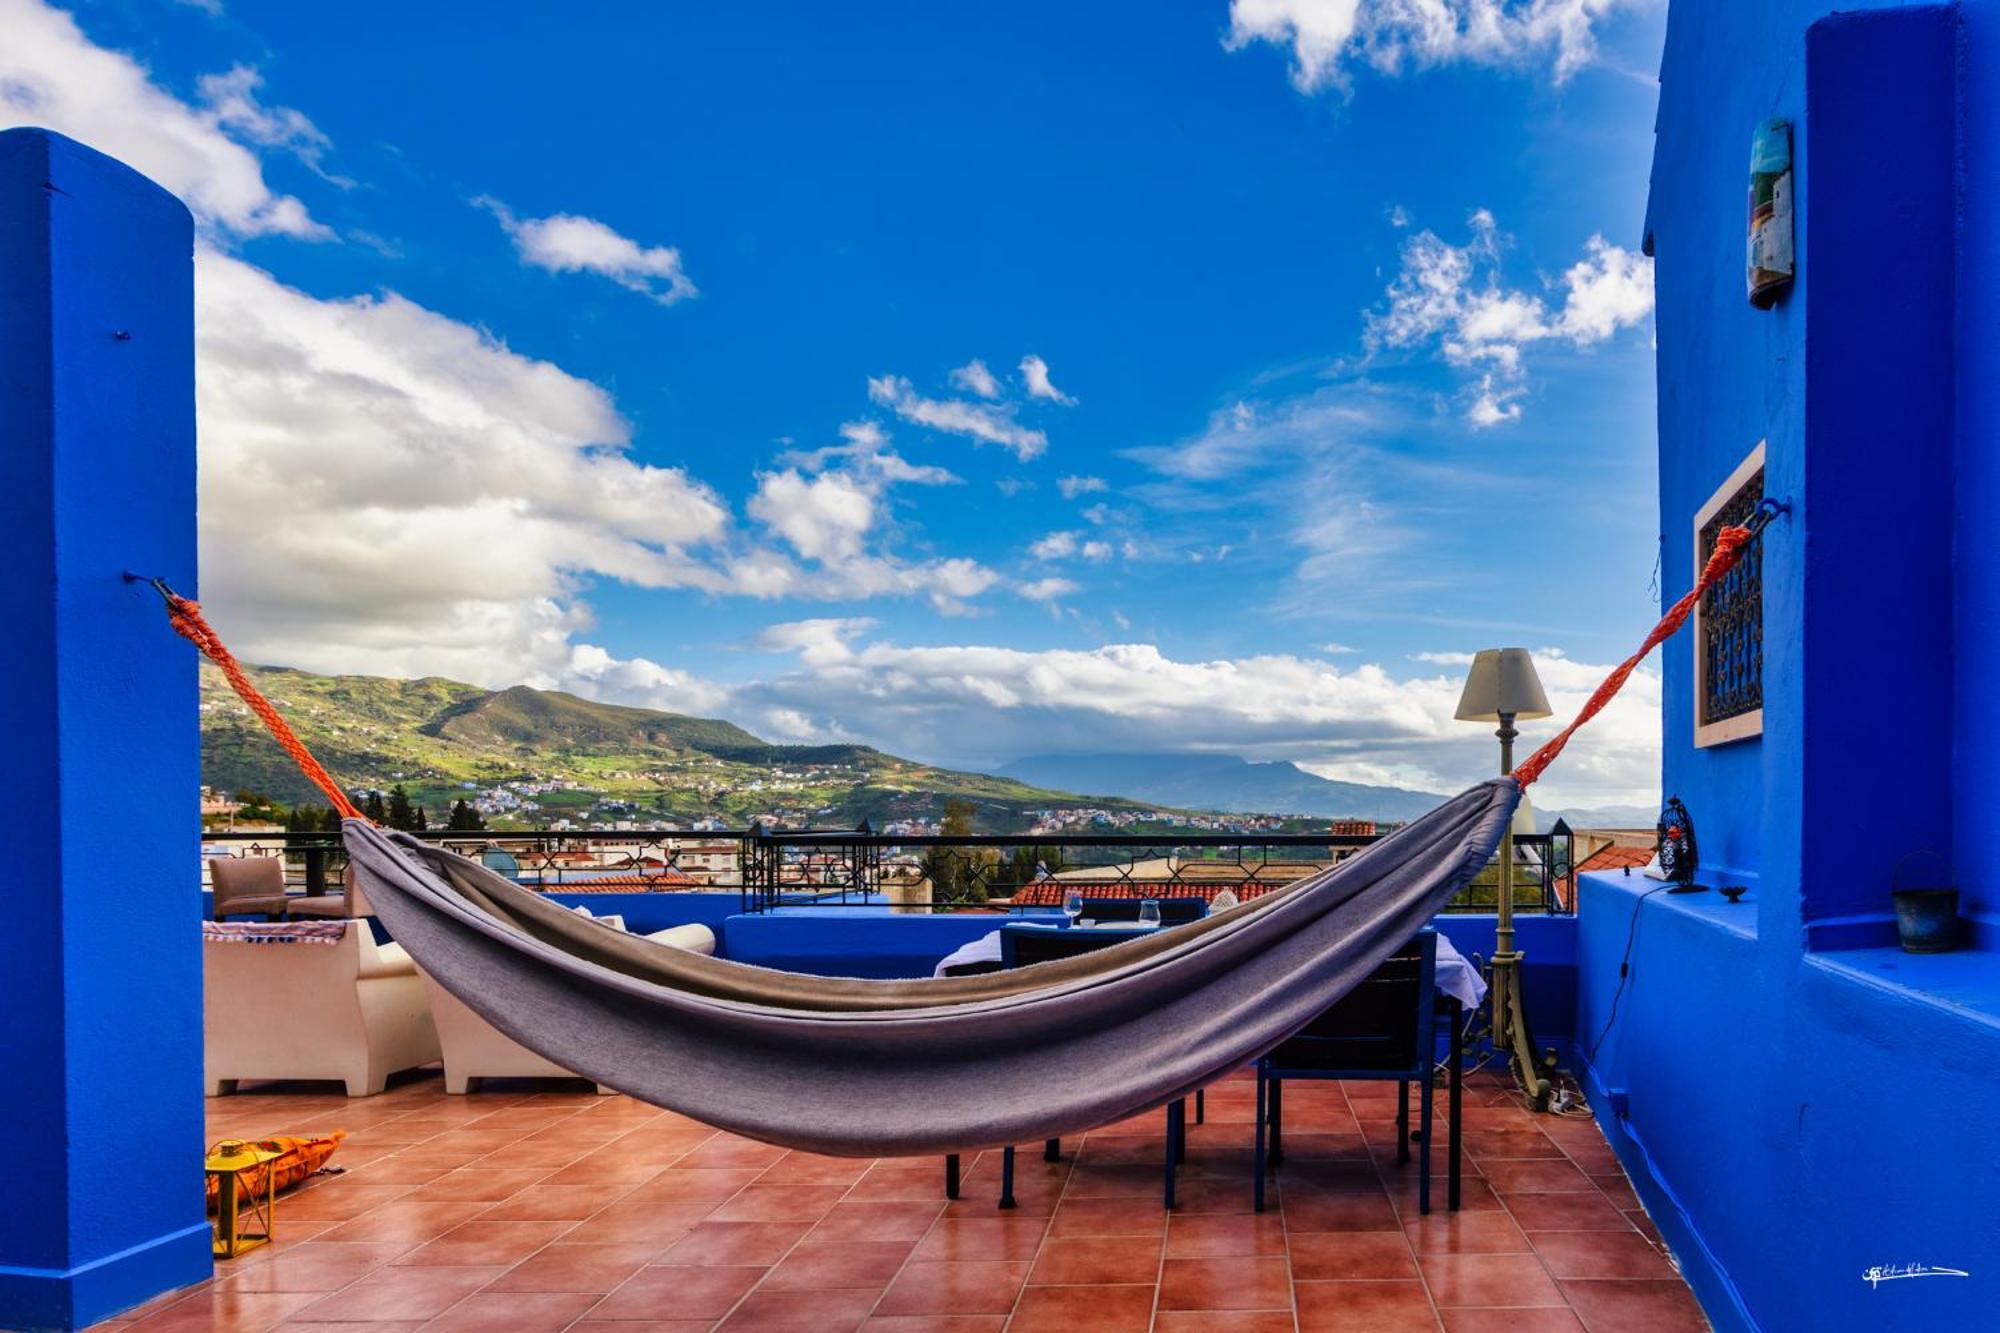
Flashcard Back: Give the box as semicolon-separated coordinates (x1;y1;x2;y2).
1576;870;2000;1331
0;129;211;1330
538;891;745;939
722;909;1052;978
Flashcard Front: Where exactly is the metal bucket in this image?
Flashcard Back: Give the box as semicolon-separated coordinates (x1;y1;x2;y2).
1891;887;1960;954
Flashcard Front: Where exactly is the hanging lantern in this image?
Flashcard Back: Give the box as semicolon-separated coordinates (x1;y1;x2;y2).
1748;119;1795;308
1656;796;1701;891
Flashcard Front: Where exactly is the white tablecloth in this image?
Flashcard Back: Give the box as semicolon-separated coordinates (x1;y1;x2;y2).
934;923;1487;1009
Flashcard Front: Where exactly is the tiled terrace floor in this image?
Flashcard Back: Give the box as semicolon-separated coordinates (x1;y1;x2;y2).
101;1070;1706;1332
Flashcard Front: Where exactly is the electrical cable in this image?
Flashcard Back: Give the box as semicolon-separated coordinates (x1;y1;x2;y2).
1587;880;1672;1064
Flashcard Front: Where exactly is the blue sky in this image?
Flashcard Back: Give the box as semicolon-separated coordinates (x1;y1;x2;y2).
4;0;1671;805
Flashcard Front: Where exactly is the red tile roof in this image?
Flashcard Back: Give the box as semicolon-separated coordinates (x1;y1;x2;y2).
1009;881;1286;907
1558;842;1656;910
1577;844;1656;874
533;870;698;894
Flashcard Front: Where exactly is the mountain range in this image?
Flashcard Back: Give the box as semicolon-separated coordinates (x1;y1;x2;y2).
999;752;1660;831
202;663;1656;832
201;663;1142;831
998;752;1449;823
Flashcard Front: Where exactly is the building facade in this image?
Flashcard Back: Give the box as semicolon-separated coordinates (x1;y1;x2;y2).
1574;4;2000;1328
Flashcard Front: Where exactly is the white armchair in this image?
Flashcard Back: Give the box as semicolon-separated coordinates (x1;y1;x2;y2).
422;915;714;1094
203;919;441;1097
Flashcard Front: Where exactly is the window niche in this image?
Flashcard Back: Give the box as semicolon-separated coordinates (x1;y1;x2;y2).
1694;442;1765;748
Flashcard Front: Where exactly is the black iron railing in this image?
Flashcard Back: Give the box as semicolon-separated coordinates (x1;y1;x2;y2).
200;828;759;899
200;822;1575;917
735;824;1575;917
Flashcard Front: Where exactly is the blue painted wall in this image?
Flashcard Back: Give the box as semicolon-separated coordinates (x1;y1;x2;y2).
1957;0;2000;924
1582;5;2000;1328
536;890;745;939
722;910;1040;979
0;129;211;1330
1432;914;1578;1052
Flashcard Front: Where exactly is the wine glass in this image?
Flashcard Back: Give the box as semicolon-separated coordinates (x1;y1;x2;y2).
1063;888;1084;928
1138;899;1163;929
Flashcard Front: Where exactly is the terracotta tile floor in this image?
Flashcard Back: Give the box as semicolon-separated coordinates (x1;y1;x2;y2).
96;1070;1708;1332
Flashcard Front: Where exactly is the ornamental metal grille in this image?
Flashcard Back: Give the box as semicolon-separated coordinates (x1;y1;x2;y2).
1698;468;1764;726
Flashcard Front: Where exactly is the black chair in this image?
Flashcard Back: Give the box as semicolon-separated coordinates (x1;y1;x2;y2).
943;921;1203;1209
1255;930;1440;1214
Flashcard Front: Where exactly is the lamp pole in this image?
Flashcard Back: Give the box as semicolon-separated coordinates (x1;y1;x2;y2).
1495;710;1517;963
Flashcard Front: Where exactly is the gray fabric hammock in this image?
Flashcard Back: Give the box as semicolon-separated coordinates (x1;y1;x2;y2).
345;777;1520;1156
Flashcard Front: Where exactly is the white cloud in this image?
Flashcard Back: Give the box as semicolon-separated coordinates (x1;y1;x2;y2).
757;618;876;669
949;359;1002;399
477;196;696;305
195;250;1008;675
867;374;1048;461
1321;642;1362;655
196;65;346;185
741;628;1658;807
1556;236;1657;341
1225;0;1635;93
1124;382;1441;613
561;643;731;717
193;249;743;685
0;1;985;663
1019;353;1075;404
1080;540;1113;562
748;469;877;564
0;0;327;237
1058;475;1108;499
1029;531;1080;561
1366;210;1652;425
1017;577;1081;603
776;420;960;488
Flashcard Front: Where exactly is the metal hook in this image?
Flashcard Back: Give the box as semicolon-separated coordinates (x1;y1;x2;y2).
122;570;180;603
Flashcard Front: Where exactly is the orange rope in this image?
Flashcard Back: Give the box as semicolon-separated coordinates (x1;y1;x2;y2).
162;593;366;821
1512;524;1754;789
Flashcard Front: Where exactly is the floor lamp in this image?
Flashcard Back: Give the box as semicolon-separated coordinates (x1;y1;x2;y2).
1455;648;1554;1107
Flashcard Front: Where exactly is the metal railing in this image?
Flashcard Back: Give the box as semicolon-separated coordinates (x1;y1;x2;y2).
200;828;758;898
736;825;1575;917
199;822;1575;917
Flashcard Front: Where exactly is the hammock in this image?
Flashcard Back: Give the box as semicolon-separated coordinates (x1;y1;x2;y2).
343;779;1515;1155
152;500;1778;1155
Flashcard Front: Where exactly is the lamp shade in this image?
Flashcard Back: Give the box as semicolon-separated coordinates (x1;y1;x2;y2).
1454;648;1553;722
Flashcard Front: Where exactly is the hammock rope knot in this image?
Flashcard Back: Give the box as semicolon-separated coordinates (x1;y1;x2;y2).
127;575;366;822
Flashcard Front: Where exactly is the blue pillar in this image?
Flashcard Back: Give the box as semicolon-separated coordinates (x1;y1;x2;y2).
0;128;210;1329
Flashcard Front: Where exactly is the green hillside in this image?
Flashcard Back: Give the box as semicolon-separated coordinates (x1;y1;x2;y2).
199;662;1136;831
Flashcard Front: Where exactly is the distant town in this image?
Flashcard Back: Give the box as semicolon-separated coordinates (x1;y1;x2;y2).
200;780;1377;840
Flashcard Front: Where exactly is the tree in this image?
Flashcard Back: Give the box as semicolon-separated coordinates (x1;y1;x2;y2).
447;799;487;832
414;805;429;832
994;844;1065;893
386;784;417;831
362;789;387;823
284;804;341;834
922;799;998;905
